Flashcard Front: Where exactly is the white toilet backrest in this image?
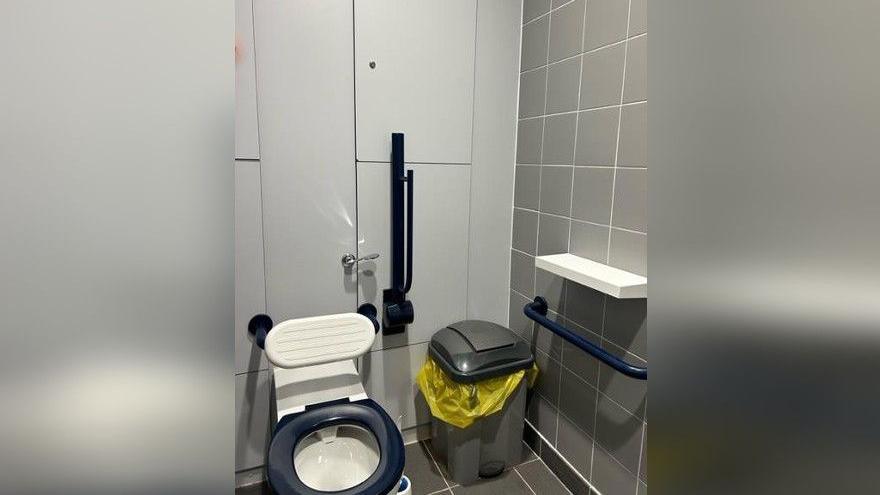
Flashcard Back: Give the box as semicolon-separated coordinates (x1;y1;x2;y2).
265;313;376;369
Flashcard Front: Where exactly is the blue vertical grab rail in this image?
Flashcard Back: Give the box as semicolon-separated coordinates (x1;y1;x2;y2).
524;297;647;380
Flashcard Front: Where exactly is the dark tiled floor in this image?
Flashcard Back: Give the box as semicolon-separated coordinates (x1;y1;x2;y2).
407;439;572;495
235;440;570;495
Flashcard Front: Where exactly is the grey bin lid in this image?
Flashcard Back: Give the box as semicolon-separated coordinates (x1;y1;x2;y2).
429;320;534;383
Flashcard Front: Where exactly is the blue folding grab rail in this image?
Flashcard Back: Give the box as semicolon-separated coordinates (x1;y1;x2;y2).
524;297;647;380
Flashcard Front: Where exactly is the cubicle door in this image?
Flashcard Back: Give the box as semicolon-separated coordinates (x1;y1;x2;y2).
253;0;358;320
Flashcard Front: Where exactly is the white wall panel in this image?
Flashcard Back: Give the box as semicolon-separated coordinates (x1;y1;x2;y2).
254;0;358;320
354;0;477;163
356;163;471;350
360;342;432;430
466;0;522;324
234;161;268;373
235;0;260;159
235;370;272;472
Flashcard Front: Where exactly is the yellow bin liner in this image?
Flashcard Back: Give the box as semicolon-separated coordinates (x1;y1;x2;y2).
416;356;538;429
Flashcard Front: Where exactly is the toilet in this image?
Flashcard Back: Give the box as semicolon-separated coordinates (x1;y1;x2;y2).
261;313;405;495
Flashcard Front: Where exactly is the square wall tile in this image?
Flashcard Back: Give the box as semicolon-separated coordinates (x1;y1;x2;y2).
608;228;646;276
598;350;647;419
580;43;625;109
533;349;563;404
540;442;595;495
563;280;605;332
640;425;647;481
522;15;550;71
524;0;552;24
575;108;619;166
561;322;601;387
592;445;639;495
537;213;571;255
571;167;614;224
623;35;646;103
630;0;647;36
517;118;544;164
520;68;548;118
549;0;586;62
618;102;647;167
546;56;582;113
509;290;535;342
539;165;574;215
595;395;644;473
557;412;594;480
527;393;560;443
515;165;541;209
611;168;646;232
535;312;565;360
558;368;598;436
513;207;540;254
583;0;629;51
603;297;646;358
570;220;609;262
511;249;536;296
535;268;567;313
542;113;578;165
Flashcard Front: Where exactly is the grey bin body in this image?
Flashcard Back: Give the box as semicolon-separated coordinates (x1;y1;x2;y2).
427;320;534;484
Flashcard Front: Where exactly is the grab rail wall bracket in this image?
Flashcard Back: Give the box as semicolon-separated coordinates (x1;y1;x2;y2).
248;314;274;350
524;297;647;380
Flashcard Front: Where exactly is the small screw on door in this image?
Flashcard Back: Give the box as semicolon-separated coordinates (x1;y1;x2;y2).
369;61;376;69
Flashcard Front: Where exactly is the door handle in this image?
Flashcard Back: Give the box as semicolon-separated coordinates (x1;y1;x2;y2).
341;252;379;269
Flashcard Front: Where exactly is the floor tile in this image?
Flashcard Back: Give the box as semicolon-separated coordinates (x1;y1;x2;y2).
516;460;572;495
406;442;451;495
450;468;533;495
517;441;539;464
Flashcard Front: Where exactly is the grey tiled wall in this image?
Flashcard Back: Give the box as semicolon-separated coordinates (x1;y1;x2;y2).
511;0;647;494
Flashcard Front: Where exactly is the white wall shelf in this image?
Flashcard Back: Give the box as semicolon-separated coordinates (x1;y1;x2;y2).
535;253;647;299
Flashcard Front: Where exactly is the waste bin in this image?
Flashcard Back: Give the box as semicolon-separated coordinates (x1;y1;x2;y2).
417;320;535;484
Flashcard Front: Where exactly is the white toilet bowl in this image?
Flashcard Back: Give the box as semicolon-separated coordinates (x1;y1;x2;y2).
259;313;405;495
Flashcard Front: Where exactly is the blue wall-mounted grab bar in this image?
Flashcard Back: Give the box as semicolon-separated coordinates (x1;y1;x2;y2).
524;297;647;380
383;133;415;334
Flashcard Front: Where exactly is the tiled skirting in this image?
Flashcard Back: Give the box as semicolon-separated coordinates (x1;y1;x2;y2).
524;420;599;495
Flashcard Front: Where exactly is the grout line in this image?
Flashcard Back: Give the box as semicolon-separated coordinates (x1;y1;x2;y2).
519;99;646;122
634;426;647;495
421;440;454;492
595;1;634;482
532;0;552;264
535;456;575;495
513;466;539;495
508;0;527;320
566;0;589;255
516;163;647;170
520;30;645;75
526;419;602;495
355;160;471;166
512;209;648;236
521;0;576;29
234;368;268;377
605;0;634;264
463;1;479;320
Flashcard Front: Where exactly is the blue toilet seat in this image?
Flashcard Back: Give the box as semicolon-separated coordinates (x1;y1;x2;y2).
267;398;405;495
